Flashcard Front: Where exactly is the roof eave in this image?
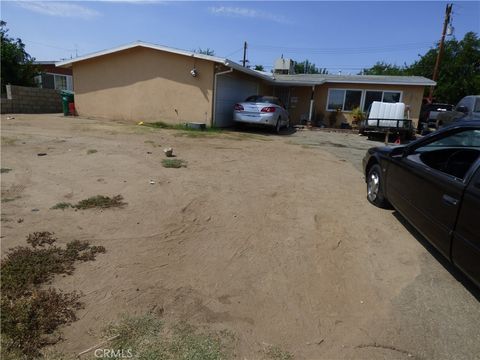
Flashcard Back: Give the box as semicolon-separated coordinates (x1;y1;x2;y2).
323;79;436;86
56;41;228;68
224;60;274;82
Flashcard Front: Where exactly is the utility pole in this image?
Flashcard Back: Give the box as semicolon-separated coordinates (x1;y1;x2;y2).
242;41;247;67
428;3;453;102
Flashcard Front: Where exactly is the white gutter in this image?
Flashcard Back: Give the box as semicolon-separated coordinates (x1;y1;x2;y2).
212;68;234;127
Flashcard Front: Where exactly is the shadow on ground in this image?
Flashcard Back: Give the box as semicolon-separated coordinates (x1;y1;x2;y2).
392;211;480;301
229;125;297;136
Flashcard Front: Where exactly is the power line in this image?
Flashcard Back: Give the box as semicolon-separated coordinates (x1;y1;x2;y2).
250;41;434;50
25;39;76;52
224;47;244;58
256;64;384;69
249;41;434;55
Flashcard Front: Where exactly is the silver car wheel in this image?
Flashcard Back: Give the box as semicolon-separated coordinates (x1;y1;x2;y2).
367;171;380;202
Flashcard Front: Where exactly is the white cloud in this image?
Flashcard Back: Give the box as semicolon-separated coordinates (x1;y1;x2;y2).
16;1;101;19
209;6;290;24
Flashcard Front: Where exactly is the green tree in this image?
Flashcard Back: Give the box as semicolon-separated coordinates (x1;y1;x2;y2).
1;21;37;90
361;32;480;104
194;47;215;56
408;31;480;104
254;64;265;71
361;61;408;76
294;59;328;74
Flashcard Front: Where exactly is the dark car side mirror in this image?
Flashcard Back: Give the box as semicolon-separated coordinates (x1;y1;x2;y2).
456;105;469;114
390;146;407;158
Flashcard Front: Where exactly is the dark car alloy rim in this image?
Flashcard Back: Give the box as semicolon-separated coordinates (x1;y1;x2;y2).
367;171;380;201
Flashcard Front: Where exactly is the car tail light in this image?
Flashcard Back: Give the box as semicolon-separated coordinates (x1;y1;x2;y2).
261;106;276;113
234;104;244;111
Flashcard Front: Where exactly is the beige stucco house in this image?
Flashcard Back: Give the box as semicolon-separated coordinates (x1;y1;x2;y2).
57;42;435;128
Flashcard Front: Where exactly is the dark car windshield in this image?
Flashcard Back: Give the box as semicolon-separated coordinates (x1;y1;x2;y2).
245;96;281;105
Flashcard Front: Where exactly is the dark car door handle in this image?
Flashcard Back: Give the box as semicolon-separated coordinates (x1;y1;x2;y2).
442;194;459;206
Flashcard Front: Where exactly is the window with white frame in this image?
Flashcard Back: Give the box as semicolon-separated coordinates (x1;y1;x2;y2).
326;88;403;112
326;89;362;111
54;75;67;90
363;90;402;111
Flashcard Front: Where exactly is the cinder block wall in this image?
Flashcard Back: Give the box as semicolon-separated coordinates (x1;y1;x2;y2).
1;85;62;114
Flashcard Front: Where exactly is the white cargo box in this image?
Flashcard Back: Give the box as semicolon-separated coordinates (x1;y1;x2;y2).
367;101;406;127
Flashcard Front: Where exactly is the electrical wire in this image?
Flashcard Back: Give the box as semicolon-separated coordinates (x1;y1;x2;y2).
249;41;434;55
25;39;76;52
224;47;244;58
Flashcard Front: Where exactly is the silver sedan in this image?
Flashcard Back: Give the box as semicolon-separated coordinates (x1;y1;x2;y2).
233;95;290;133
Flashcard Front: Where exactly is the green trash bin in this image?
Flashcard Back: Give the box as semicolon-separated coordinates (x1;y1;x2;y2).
60;91;74;116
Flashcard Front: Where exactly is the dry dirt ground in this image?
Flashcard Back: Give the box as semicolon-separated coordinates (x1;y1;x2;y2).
1;114;479;360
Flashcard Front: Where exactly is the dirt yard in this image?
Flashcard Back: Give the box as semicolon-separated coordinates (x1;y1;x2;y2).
1;114;479;359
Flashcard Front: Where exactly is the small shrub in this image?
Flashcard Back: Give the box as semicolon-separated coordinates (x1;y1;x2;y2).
1;289;83;358
74;195;126;209
1;137;17;146
0;233;106;357
65;240;106;261
1;196;20;202
51;202;73;210
265;345;294;360
26;231;57;247
1;168;12;173
105;314;164;351
1;246;71;296
162;159;187;168
169;322;227;360
144;140;157;147
143;122;223;134
143;121;171;129
103;316;232;360
87;149;98;154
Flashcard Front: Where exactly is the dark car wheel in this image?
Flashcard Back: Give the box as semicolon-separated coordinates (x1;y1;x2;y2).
367;164;389;208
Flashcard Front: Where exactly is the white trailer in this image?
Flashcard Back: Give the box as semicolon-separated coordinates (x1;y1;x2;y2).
359;101;415;143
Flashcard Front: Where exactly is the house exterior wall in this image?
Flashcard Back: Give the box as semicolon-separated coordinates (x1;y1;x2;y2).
286;83;424;128
72;47;215;125
286;86;313;124
314;83;424;128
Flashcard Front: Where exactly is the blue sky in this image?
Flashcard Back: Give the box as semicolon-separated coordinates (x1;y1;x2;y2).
1;1;479;73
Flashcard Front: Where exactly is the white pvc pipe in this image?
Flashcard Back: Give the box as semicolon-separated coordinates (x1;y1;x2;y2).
308;86;315;122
